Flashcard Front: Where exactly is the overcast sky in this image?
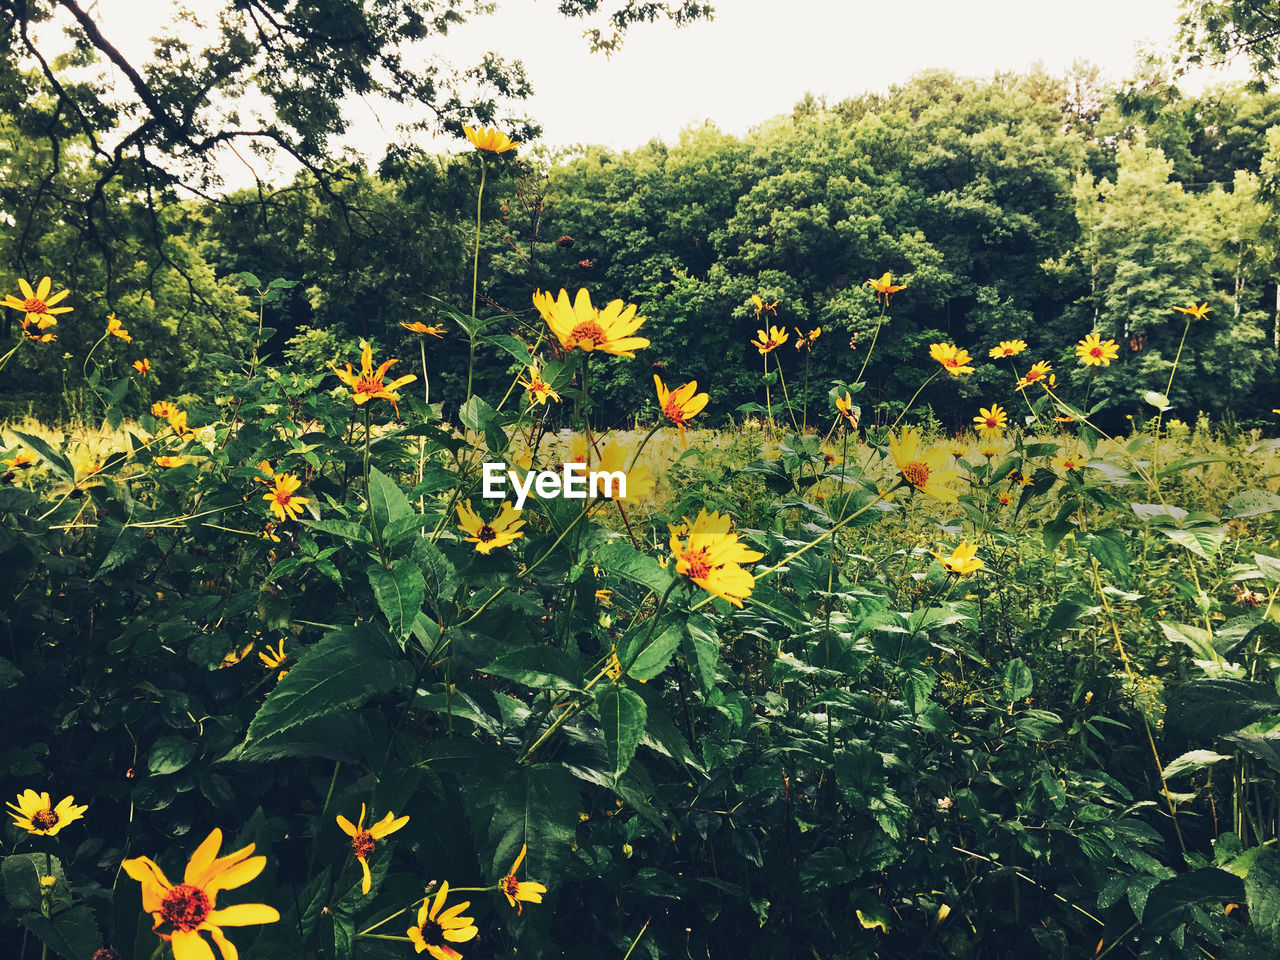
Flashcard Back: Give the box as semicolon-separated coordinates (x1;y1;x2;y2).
82;0;1251;185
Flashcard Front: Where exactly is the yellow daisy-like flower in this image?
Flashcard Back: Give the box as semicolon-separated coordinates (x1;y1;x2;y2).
1075;333;1119;367
456;500;524;554
595;439;656;502
668;509;765;608
263;473;308;521
336;803;410;896
499;844;547;915
332;342;418;414
930;541;984;575
835;392;859;428
107;313;132;342
988;339;1027;358
520;359;561;407
1173;302;1211;320
972;404;1007;434
750;294;778;318
929;343;975;376
4;277;72;329
154;456;185;469
400;321;446;337
7;790;87;836
888;427;959;503
259;640;287;680
1053;448;1085;474
463;125;520;153
867;271;907;305
655;374;708;439
533;288;649;357
133;358;151;376
151;401;178;419
1016;361;1052;391
751;325;788;354
407;881;478;959
2;451;34;469
122;827;280;960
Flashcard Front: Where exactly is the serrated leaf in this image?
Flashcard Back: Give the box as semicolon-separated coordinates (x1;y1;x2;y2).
1162;749;1233;779
594;539;672;594
597;683;647;779
368;467;413;537
13;431;74;481
22;905;101;960
1158;526;1226;559
1225;489;1280;519
367;559;425;639
626;623;683;681
684;614;720;695
1001;659;1033;701
1245;847;1280;950
247;625;412;741
481;645;583;692
1255;553;1280;585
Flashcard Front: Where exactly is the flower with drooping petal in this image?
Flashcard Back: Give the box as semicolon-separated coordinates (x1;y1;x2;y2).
332;342;418;414
668;509;764;608
655;374;708;438
1016;361;1052;391
258;640;287;680
972;404;1007;434
793;326;821;350
533;288;649;357
866;271;907;305
888;428;959;503
499;844;547;915
219;642;254;668
456;500;524;554
7;790;87;836
988;340;1027;358
336;803;410;896
154;456;185;469
750;294;778;318
463;125;520;153
407;881;478;959
107;313;131;342
133;358;151;377
4;277;72;330
1173;302;1211;320
1076;333;1119;367
400;321;446;337
930;541;984;575
263;473;308;521
929;343;975;376
122;827;279;960
520;359;561;407
751;325;788;355
834;393;859;428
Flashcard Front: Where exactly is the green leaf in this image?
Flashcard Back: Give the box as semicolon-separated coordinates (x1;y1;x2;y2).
626;622;683;681
367;559;426;640
22;905;101;960
1140;868;1243;936
596;684;647;779
1256;553;1280;585
1245;847;1280;950
1001;659;1033;701
467;762;580;881
594;539;672;594
1158;526;1226;559
480;646;583;692
3;853;63;911
148;735;196;775
0;656;24;691
1162;749;1233;779
684;614;720;695
368;467;413;536
13;431;74;481
236;271;262;288
1166;678;1280;741
414;538;458;611
1225;489;1280;519
303;517;374;544
248;624;412;741
1158;621;1221;663
1084;528;1130;580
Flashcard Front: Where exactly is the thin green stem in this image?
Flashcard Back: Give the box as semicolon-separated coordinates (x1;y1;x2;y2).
888;370;940;432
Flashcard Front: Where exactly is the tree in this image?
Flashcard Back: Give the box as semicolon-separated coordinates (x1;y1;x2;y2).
1179;1;1280;80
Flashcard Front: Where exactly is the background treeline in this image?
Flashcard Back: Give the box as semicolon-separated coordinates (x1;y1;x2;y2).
5;60;1280;429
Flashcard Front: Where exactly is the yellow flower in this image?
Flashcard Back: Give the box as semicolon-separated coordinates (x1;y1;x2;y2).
595;439;656;502
750;294;778;318
668;509;765;608
107;313;132;342
1173;302;1211;320
1075;333;1119;367
407;881;478;959
122;827;279;960
520;359;561;407
263;473;309;521
456;500;524;553
929;343;975;376
835;392;859;428
336;803;410;895
38;875;57;891
1016;361;1052;391
219;642;254;668
4;277;72;330
154;456;185;469
888;427;959;503
866;271;907;305
332;342;418;414
988;339;1027;358
151;401;178;419
793;326;821;350
533;288;649;357
499;844;547;915
400;321;446;337
463;125;520;153
655;374;708;438
930;541;984;575
972;404;1007;434
7;790;87;836
2;451;34;469
133;358;151;376
259;640;288;680
253;461;276;485
751;325;788;354
1053;448;1085;474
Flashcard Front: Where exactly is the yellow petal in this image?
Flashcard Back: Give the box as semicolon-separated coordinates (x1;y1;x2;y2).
170;928;216;960
206;902;281;926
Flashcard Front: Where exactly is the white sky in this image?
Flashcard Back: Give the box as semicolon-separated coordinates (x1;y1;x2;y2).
72;0;1257;186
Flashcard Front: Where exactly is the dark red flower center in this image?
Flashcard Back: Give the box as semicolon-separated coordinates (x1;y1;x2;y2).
570;321;608;348
478;525;497;543
160;883;212;931
1089;346;1103;358
32;808;59;830
501;875;520;897
902;462;930;489
351;830;376;859
682;547;712;580
23;297;48;314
